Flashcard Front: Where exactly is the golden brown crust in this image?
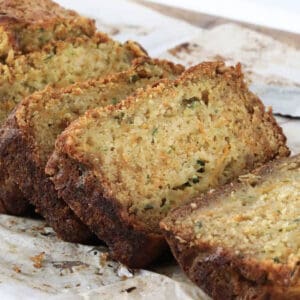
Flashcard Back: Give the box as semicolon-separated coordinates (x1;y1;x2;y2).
0;0;96;56
161;155;300;300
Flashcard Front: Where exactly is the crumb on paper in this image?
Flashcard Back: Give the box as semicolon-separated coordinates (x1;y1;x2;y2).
99;252;109;267
52;261;89;273
13;265;21;273
121;286;137;293
168;42;192;58
30;252;45;269
109;27;120;35
212;54;228;61
117;265;134;280
9;219;17;226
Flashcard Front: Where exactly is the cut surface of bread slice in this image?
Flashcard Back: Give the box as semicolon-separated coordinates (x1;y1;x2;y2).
0;58;183;242
0;0;96;58
0;32;146;218
46;61;289;267
161;154;300;300
0;33;147;125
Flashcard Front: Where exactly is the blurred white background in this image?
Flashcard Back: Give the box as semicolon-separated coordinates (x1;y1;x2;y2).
145;0;300;34
58;0;300;34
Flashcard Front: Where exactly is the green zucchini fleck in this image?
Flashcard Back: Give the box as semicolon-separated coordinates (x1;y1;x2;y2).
144;203;154;210
195;221;203;232
191;175;200;183
196;159;206;173
273;257;280;263
111;98;118;105
182;96;200;108
129;74;139;83
43;53;54;61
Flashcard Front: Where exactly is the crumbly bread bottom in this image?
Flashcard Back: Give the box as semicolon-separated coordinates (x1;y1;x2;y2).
47;61;289;266
161;155;300;299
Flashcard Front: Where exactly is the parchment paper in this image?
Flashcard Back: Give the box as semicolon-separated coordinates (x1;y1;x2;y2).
0;215;208;300
1;0;299;298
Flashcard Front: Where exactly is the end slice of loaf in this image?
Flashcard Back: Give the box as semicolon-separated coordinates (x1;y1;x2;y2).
0;58;183;242
0;32;146;218
161;154;300;300
0;0;96;58
46;61;289;267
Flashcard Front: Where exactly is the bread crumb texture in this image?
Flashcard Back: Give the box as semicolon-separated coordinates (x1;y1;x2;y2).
16;58;183;164
53;61;289;234
170;156;300;266
161;155;300;299
0;34;147;125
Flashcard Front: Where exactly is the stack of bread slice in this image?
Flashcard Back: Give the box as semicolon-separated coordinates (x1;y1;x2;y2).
0;0;147;225
0;1;298;298
0;58;184;242
45;61;289;266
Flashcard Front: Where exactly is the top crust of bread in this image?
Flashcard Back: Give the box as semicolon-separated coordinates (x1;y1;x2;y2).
161;155;300;300
46;61;289;267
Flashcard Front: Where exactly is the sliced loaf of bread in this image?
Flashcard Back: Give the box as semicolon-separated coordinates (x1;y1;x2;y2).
0;32;146;218
0;0;96;58
161;154;300;300
46;61;289;267
0;58;183;242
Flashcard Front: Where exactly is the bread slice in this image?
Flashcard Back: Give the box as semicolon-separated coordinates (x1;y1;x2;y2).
0;33;146;218
45;61;289;267
0;58;183;242
161;154;300;299
0;0;96;58
0;33;147;125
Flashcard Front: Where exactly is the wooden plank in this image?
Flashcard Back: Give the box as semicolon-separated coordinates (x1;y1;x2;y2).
136;0;300;49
